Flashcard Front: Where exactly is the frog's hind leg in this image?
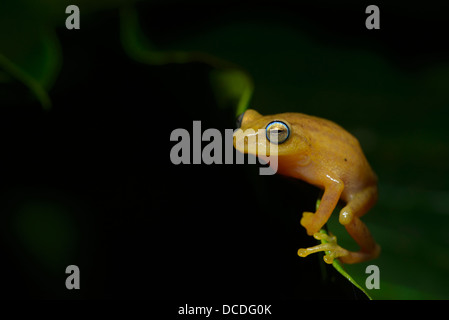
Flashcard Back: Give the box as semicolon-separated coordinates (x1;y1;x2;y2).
339;185;377;225
338;186;380;264
339;216;381;264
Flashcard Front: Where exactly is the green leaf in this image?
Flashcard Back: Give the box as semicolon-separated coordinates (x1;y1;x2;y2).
0;0;62;109
209;68;253;114
318;228;373;300
119;4;253;115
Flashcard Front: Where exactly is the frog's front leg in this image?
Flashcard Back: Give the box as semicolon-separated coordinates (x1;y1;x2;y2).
300;178;344;236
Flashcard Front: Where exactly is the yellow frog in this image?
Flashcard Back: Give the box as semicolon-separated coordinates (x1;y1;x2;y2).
233;109;380;264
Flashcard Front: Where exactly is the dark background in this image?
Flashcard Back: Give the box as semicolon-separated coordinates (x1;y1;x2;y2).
1;1;449;299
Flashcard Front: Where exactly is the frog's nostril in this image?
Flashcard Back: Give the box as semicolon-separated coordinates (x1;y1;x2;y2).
235;112;245;129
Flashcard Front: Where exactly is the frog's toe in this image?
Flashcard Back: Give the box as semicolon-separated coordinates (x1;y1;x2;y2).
313;231;335;242
298;232;349;264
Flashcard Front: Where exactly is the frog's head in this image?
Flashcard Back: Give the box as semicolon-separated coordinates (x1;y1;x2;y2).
233;109;310;161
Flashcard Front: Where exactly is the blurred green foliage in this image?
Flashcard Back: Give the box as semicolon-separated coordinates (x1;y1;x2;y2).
0;0;130;109
119;4;254;114
13;200;77;273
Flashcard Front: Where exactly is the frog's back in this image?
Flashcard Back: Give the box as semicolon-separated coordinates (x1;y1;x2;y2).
285;112;358;146
287;112;377;192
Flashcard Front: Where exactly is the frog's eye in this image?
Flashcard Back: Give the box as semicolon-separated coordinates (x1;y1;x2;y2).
235;112;245;129
266;121;290;144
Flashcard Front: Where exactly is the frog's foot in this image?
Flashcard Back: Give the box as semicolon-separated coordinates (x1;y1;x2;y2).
300;212;321;236
297;232;349;264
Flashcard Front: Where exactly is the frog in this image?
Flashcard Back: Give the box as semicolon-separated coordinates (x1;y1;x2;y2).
233;109;380;264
